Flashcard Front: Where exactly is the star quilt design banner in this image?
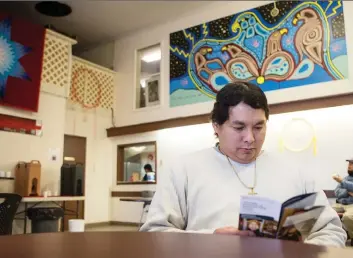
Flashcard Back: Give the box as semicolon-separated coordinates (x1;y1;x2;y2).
0;13;45;112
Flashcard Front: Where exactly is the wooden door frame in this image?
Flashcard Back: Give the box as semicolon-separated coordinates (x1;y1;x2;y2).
63;135;87;166
63;134;87;222
117;141;157;185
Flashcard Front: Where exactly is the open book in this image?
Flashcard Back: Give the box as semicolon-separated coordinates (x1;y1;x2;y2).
238;192;324;241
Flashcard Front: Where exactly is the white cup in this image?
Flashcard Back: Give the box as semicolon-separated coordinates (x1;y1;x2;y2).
68;219;85;232
0;171;5;177
6;171;11;178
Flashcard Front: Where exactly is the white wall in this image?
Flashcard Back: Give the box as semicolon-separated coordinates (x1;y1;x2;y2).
78;41;115;70
0;79;114;228
114;1;353;127
65;106;114;224
0;94;113;227
0;90;67;234
111;104;353;222
0;92;66;190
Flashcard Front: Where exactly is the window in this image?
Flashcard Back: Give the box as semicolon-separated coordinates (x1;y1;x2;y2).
135;44;161;109
117;142;157;184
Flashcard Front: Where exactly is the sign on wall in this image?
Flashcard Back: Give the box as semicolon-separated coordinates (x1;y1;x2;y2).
169;1;348;107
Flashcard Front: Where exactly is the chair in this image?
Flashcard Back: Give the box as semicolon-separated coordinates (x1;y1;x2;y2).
138;191;155;230
138;200;152;230
323;190;353;246
0;193;22;235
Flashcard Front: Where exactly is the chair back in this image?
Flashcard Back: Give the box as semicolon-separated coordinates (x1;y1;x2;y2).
323;190;336;198
0;193;22;235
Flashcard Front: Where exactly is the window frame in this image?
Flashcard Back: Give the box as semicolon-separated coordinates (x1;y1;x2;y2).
133;43;162;111
116;141;157;185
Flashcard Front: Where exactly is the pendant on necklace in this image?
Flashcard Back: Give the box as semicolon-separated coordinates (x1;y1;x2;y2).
248;188;257;195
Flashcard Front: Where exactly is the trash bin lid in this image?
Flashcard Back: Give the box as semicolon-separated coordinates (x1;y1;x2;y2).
27;207;64;220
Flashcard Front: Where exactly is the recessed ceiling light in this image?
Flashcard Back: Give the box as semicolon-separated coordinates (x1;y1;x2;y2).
142;51;161;63
35;1;72;17
130;146;146;152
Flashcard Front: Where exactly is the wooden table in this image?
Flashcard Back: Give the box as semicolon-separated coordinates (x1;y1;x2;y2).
119;197;153;202
0;232;352;258
22;196;85;202
16;196;85;234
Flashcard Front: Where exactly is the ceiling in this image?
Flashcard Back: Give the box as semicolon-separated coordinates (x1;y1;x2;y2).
124;145;156;162
0;1;207;52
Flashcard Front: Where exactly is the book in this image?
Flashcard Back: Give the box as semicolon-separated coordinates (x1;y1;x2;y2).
238;192;325;241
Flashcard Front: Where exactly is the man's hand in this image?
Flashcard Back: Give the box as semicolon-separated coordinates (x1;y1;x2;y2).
348;192;353;197
333;174;343;183
214;226;255;236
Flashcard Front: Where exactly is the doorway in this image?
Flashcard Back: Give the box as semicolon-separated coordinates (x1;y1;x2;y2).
62;135;86;230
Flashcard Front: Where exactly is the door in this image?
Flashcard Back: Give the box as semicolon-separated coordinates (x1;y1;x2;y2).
62;135;86;230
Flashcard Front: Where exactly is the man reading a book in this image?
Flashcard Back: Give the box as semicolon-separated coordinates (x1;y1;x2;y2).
140;82;346;247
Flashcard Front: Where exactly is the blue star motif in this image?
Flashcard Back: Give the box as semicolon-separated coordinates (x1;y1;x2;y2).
0;17;31;99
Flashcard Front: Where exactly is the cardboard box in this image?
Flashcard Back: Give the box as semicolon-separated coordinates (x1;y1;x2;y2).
15;160;41;197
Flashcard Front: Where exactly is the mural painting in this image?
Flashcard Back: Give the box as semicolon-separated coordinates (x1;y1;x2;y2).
169;1;347;107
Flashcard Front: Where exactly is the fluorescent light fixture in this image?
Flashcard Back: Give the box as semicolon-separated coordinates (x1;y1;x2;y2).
131;146;146;152
142;51;161;63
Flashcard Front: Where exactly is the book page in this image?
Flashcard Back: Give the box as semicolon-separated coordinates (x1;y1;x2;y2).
282;192;317;210
278;192;319;231
238;195;282;238
277;206;325;241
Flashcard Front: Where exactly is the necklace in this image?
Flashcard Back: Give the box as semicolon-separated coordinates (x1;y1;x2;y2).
218;146;257;195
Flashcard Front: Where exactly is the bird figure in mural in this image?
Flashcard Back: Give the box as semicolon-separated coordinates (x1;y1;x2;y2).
260;28;295;83
293;8;324;67
220;28;294;85
221;44;259;82
185;2;344;98
266;28;288;57
194;46;230;92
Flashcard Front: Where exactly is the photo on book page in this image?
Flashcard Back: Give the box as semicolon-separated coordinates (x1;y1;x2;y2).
238;195;282;238
277;206;325;242
239;214;278;238
277;224;303;242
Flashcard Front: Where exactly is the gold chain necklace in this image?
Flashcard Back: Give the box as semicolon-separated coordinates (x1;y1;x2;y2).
218;146;257;195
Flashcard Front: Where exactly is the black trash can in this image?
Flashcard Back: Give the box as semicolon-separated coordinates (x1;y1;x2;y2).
27;207;64;233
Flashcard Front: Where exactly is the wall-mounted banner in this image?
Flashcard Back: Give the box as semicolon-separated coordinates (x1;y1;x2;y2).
0;13;45;112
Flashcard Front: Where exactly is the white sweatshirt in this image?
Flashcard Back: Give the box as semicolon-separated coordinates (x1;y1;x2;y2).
140;147;347;247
